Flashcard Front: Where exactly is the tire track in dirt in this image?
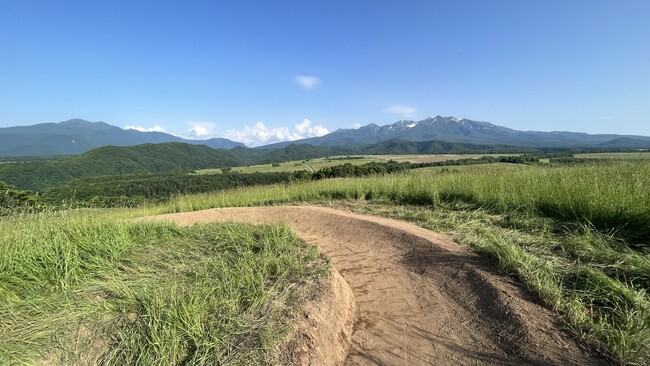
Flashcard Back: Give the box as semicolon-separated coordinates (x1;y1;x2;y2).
145;206;606;366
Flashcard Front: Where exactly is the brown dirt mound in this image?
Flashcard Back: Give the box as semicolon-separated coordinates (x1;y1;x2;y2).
281;266;356;366
146;206;606;365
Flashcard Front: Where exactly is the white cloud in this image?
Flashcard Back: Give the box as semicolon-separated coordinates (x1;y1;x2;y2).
125;125;167;133
225;119;329;146
294;75;321;89
352;123;362;129
295;118;328;136
189;125;210;137
383;105;417;118
185;121;218;138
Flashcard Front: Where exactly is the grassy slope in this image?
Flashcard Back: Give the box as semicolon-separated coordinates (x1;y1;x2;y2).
155;161;649;365
163;162;650;243
0;211;326;365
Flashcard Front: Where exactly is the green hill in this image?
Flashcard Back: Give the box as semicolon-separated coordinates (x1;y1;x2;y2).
244;139;536;164
357;139;537;154
0;139;538;192
0;143;245;191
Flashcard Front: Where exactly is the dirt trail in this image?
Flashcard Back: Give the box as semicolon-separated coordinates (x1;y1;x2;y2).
147;206;605;365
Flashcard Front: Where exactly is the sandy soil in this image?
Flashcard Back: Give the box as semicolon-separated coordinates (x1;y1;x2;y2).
145;206;606;365
281;266;356;366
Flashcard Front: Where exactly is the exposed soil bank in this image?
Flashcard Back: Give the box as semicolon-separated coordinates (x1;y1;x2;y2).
282;266;356;366
146;206;607;365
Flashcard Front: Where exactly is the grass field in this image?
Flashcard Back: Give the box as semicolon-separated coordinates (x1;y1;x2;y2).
195;156;383;174
575;151;650;160
369;153;514;163
0;211;327;365
2;159;649;365
157;160;650;365
194;153;508;174
408;162;529;174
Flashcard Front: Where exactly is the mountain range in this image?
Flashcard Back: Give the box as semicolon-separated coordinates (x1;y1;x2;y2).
0;119;243;156
260;116;650;149
1;117;649;157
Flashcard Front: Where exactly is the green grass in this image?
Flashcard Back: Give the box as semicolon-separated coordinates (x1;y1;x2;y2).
163;162;650;243
369;153;514;162
3;160;649;365
194;153;510;175
155;160;650;365
575;152;650;160
408;162;528;173
195;156;384;174
0;211;327;365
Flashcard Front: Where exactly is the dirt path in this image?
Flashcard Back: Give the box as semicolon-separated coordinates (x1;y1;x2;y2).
147;206;605;365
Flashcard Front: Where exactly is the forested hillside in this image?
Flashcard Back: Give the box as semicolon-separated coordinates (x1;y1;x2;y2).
43;172;294;206
0;143;245;191
253;139;537;164
0;139;538;191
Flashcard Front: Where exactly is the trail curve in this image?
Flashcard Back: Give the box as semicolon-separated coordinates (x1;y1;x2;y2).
145;206;605;366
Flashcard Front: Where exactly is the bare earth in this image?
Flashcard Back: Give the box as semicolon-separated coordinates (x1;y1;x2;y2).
146;206;606;366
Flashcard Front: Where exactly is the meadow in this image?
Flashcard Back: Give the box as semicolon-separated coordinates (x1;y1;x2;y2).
157;160;650;365
193;153;506;175
1;159;649;365
195;156;384;174
575;151;650;160
0;211;327;364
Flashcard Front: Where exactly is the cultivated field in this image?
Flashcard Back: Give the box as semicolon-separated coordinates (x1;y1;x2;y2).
369;153;514;163
575;151;650;160
194;153;507;174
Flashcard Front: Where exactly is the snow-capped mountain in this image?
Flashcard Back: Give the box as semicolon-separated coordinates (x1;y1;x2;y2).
259;116;650;149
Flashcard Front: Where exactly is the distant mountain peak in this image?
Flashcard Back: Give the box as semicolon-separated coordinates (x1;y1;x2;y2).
0;119;244;156
256;114;650;149
59;118;98;125
58;119;116;129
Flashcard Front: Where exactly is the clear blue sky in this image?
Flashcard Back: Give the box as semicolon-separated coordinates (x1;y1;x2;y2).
1;0;648;145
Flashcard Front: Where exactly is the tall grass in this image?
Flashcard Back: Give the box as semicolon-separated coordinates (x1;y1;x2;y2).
155;160;650;364
3;160;648;364
0;211;326;364
0;210;134;304
160;161;650;244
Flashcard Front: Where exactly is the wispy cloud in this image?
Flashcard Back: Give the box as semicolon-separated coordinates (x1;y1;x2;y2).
294;75;321;89
225;119;329;146
124;125;167;133
185;121;218;138
599;116;620;121
383;105;417;118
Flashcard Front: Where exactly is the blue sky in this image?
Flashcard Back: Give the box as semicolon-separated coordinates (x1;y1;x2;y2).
1;0;648;145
